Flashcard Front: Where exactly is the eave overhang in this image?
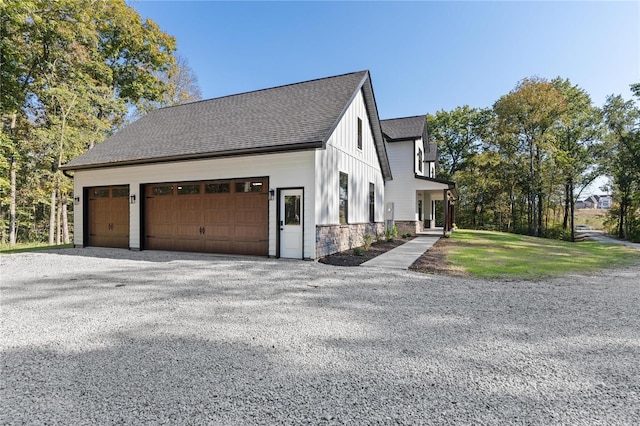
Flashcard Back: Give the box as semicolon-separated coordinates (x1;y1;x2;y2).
60;141;323;172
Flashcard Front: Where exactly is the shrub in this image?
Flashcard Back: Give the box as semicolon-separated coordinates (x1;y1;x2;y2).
402;232;412;238
353;247;364;256
386;228;393;242
363;233;373;250
392;225;398;238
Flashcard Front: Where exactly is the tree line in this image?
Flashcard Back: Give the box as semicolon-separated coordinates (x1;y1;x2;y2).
429;78;640;242
2;1;638;247
1;0;201;247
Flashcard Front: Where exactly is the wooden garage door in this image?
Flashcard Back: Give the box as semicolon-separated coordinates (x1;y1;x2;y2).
87;186;130;248
144;178;268;255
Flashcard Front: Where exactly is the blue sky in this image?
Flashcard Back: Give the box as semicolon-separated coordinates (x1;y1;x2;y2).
131;0;639;120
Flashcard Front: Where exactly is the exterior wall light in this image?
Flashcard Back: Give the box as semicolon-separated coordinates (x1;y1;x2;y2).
269;189;275;200
130;194;136;204
74;196;80;205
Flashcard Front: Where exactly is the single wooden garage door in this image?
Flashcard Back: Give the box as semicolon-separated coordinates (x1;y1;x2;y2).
144;178;268;255
87;186;130;248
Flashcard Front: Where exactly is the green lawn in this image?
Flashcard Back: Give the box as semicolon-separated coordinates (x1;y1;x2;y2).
447;229;640;279
0;242;73;255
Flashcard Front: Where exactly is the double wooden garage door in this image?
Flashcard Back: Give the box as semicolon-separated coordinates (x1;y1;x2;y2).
144;178;269;255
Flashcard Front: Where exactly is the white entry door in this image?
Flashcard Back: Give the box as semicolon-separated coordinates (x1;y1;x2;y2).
280;189;303;259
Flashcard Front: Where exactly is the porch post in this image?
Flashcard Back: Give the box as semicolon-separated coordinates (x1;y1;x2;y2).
450;201;455;230
443;189;448;235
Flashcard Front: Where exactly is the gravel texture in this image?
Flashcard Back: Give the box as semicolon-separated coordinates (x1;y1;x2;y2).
1;248;639;425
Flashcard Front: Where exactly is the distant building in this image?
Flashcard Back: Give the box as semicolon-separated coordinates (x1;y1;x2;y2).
577;195;612;209
598;195;612;209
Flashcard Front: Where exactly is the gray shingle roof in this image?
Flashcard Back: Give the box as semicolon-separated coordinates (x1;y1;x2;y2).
381;115;438;163
63;71;392;179
380;115;426;141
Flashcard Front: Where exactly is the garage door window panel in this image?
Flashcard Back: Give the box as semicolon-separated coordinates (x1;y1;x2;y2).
153;185;174;196
112;187;129;198
92;188;109;198
178;184;200;195
236;181;264;193
205;183;230;194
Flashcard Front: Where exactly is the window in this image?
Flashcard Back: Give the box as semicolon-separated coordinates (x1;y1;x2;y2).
152;185;173;196
369;183;375;223
204;183;230;194
417;148;423;173
236;181;264;193
112;187;129;198
339;172;348;224
357;117;363;150
92;188;109;198
177;184;200;195
284;195;301;225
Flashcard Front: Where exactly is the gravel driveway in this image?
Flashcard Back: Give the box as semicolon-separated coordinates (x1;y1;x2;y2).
1;248;639;425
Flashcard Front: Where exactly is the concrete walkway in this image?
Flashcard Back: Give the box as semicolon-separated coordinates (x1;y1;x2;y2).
360;236;440;269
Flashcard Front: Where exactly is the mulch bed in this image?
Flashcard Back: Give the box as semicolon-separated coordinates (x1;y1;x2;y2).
319;235;467;276
409;237;467;276
318;237;414;266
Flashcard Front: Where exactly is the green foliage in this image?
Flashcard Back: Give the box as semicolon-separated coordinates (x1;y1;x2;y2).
427;106;488;179
353;247;364;256
385;228;393;242
0;0;198;245
392;225;398;238
402;232;412;238
363;233;373;250
602;94;640;241
436;76;617;244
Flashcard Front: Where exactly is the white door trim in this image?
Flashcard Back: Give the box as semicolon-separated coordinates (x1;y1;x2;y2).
278;188;304;259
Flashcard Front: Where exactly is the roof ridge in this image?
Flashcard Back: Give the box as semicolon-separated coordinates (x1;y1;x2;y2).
148;70;370;113
380;114;426;122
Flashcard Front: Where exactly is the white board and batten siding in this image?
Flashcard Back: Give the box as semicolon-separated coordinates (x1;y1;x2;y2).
385;138;447;222
314;89;385;225
73;151;316;257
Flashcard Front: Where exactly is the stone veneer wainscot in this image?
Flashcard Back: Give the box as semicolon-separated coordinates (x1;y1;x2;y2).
316;223;385;259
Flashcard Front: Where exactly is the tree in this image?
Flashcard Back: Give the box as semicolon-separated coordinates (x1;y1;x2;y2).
427;106;486;179
551;78;602;241
131;54;203;119
602;94;640;240
493;77;567;237
0;0;181;246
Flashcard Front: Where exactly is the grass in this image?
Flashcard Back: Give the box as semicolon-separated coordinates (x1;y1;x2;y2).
574;208;608;230
0;242;73;255
447;229;640;279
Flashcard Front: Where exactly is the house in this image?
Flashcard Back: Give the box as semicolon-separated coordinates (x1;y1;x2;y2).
597;195;612;209
381;116;457;235
582;195;600;209
62;70;456;259
578;195;612;210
